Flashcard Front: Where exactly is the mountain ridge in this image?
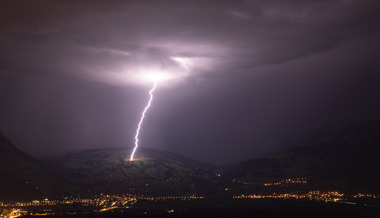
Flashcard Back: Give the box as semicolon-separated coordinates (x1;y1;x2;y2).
0;130;76;201
219;119;380;194
1;119;380;200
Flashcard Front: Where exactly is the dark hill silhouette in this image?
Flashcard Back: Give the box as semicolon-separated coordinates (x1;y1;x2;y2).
282;119;380;149
0;131;74;200
219;119;380;194
1;119;380;200
51;147;217;196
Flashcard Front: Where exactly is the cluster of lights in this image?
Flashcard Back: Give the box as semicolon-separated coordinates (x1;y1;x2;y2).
0;194;204;217
264;178;307;186
234;191;346;202
354;193;380;198
0;195;136;217
137;195;204;201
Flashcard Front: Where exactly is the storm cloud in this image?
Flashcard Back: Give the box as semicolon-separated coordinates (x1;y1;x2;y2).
1;0;380;163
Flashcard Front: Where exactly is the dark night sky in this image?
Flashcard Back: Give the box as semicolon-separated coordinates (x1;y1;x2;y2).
0;0;380;164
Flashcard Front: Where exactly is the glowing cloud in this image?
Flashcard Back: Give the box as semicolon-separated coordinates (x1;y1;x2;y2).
171;57;195;71
137;70;173;84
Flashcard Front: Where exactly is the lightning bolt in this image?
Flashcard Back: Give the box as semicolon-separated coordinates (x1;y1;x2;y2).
130;80;157;161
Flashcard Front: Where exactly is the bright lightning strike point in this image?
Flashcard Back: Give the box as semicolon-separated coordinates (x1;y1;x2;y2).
129;80;157;161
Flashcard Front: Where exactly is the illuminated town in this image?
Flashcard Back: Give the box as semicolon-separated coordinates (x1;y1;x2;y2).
0;194;204;217
233;191;380;203
233;191;346;201
263;178;308;186
2;178;380;217
232;178;380;202
1;189;380;217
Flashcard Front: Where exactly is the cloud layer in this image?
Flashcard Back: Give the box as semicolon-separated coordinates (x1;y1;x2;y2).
1;0;380;163
1;0;379;85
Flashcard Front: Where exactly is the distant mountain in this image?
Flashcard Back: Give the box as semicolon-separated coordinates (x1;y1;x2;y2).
46;119;380;197
52;148;218;196
2;119;380;200
282;119;380;149
0;132;74;201
219;119;380;194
